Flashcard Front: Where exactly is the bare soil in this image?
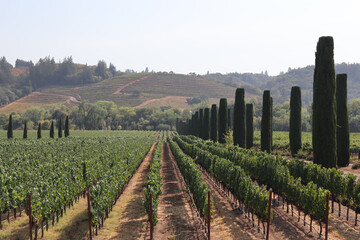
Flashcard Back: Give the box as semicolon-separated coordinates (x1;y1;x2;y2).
154;143;206;240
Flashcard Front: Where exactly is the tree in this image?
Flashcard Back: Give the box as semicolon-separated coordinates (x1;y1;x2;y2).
261;90;271;152
203;108;210;140
233;88;246;147
228;108;231;131
23;121;27;139
37;123;41;139
194;112;199;137
199;109;204;139
65;116;69;137
218;98;228;143
58;119;63;138
246;104;253;149
336;74;349;167
290;86;302;155
109;63;117;76
210;104;218;142
95;60;108;79
7;114;13;139
313;36;337;168
50;121;54;138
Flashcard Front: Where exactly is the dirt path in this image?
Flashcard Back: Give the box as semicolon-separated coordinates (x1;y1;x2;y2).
197;166;259;239
94;142;156;239
112;75;149;94
154;143;205;240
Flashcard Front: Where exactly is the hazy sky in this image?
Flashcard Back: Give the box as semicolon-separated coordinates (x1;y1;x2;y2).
1;0;359;75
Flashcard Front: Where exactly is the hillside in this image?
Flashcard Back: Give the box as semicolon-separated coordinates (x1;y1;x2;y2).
0;72;260;113
205;63;360;106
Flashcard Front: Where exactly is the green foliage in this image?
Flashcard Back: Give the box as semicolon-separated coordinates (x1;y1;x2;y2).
199;109;204;139
313;36;337;168
246;104;253;149
261;90;271;152
336;74;350;167
290;86;302;155
218;98;228;143
233;88;246;147
210;104;218;142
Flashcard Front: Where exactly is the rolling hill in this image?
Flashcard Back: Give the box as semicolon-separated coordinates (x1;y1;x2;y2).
0;72;261;113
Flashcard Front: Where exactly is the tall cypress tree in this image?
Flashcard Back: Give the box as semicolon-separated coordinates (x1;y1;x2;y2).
7;114;13;139
191;114;196;136
261;90;271;152
228;108;231;131
210;104;218;142
313;36;337;168
218;98;228;143
270;97;273;150
37;123;42;139
246;104;253;149
233;88;246;147
194;112;199;137
23;121;27;139
65;116;69;137
50;121;54;138
336;74;350;167
58;119;63;138
199;109;204;139
203;108;210;140
290;86;302;155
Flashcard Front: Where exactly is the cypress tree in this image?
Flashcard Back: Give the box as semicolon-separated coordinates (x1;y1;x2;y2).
194;112;199;137
37;123;42;139
7;114;13;139
58;119;63;138
261;90;271;152
270;97;273;150
290;86;302;155
228;108;231;131
246;104;253;149
336;74;350;167
203;108;210;140
199;109;204;139
191;114;196;136
218;98;228;143
210;104;218;142
313;36;337;168
50;121;54;138
23;121;27;139
233;88;246;147
65;116;70;137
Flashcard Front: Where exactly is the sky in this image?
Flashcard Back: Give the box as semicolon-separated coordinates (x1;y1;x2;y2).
1;0;360;76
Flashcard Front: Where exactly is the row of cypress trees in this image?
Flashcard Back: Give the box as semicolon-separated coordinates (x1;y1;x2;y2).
7;115;70;139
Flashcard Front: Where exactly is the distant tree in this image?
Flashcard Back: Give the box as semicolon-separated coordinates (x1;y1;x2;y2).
58;119;63;138
95;60;108;79
194;112;199;137
336;74;349;167
218;98;228;143
65;116;69;137
23;121;27;139
290;86;302;155
109;63;117;76
50;121;54;138
145;67;149;73
199;109;204;139
37;123;41;139
313;36;337;168
210;104;218;142
7;114;13;139
261;90;271;152
246;104;253;149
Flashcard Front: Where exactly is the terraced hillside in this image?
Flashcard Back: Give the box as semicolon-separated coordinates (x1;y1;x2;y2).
1;73;260;112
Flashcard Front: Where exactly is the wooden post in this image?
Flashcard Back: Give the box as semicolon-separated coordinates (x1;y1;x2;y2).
28;194;32;240
266;191;272;240
87;189;92;240
150;193;153;240
208;191;211;240
325;193;329;240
